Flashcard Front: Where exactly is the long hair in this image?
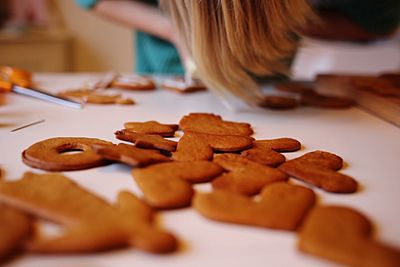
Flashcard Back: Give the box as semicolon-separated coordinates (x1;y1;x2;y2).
161;0;315;106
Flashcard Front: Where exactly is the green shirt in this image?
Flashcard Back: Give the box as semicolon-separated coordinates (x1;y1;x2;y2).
75;0;183;75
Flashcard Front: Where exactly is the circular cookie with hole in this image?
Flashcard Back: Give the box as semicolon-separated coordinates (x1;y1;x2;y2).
22;137;112;171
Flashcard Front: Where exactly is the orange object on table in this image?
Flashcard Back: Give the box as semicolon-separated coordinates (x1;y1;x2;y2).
0;66;82;109
0;66;33;92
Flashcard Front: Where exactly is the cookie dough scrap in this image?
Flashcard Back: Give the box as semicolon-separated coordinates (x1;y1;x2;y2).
92;143;171;167
259;95;299;110
22;137;112;171
0;204;33;260
241;138;301;167
58;89;134;105
133;161;224;209
299;206;400;267
0;172;177;253
212;154;288;195
115;130;177;152
172;132;254;161
179;113;253;136
194;182;316;231
123;121;179;137
279;150;358;193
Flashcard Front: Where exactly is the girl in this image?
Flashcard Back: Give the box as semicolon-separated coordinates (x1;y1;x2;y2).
161;0;399;106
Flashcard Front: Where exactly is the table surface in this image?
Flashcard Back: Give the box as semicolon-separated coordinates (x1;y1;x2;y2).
1;73;399;267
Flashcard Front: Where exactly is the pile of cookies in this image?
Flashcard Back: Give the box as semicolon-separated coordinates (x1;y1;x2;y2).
1;113;399;266
57;74;156;105
58;74;207;105
261;82;354;109
57;72;355;110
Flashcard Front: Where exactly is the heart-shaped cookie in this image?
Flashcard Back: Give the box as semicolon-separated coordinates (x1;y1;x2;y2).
194;182;315;231
299;206;400;266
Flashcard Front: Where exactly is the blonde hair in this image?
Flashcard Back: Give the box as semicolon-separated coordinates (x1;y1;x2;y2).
161;0;315;106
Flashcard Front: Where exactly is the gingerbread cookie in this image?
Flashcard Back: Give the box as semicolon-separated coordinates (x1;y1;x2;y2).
241;138;301;166
22;137;112;171
133;161;224;209
279;150;358;193
299;206;400;267
256;137;302;152
172;133;213;161
275;82;315;94
111;74;156;91
161;77;206;93
194;182;315;230
275;82;354;108
259;95;299;110
115;191;178;253
123;121;179;137
296;150;343;170
0;204;33;260
172;132;254;161
300;92;354;109
115;130;178;152
179;113;253;136
58;89;134;105
92;143;171;167
212;154;288;195
0;172;177;253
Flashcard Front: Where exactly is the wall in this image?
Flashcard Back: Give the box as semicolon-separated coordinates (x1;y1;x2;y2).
54;0;133;72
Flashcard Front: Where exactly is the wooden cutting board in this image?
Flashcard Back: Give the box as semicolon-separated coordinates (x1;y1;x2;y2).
315;74;400;127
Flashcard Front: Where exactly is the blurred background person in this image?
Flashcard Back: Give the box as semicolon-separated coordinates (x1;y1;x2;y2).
76;0;186;75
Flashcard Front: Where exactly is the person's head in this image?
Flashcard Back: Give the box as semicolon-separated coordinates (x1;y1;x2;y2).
161;0;314;106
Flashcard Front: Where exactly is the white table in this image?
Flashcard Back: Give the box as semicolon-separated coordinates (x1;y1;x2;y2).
1;74;399;267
